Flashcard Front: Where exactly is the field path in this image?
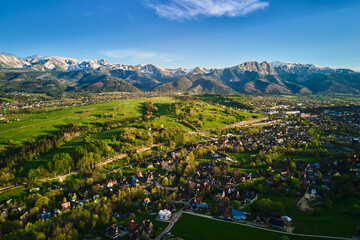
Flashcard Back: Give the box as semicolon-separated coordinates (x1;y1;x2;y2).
0;184;23;194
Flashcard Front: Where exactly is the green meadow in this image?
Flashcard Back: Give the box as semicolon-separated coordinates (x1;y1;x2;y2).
0;96;260;148
172;213;328;240
263;195;360;238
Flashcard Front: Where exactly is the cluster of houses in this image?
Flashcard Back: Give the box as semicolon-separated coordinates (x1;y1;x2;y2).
106;219;154;240
212;123;313;152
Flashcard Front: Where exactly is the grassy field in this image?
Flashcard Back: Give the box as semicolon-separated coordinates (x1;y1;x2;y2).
264;194;360;238
172;213;327;240
293;197;360;237
0;97;260;149
0;97;151;147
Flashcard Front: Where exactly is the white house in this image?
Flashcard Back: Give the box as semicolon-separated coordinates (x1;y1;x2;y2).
158;209;172;221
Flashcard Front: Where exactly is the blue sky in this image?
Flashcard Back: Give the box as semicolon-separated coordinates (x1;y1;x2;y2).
0;0;360;70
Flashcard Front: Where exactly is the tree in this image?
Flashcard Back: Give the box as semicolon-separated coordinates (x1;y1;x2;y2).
52;153;73;174
35;232;46;240
289;161;296;170
35;196;50;208
250;198;284;216
29;207;40;217
233;200;241;209
173;132;186;145
168;140;176;149
162;177;169;186
86;178;94;185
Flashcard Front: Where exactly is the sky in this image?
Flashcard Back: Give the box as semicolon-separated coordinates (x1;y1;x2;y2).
0;0;360;70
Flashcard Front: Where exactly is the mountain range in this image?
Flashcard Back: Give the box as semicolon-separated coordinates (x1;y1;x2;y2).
0;54;359;95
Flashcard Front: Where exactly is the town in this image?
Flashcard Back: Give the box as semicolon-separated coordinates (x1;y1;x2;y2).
0;93;359;240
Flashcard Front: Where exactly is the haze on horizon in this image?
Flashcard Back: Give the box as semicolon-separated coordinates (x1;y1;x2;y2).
0;0;360;71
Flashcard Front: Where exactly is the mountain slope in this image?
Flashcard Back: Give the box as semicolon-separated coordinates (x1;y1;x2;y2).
155;75;237;94
0;72;66;94
1;54;359;95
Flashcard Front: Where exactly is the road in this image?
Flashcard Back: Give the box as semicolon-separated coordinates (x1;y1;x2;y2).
155;180;177;192
155;209;184;240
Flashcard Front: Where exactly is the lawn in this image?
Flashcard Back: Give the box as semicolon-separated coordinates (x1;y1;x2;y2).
229;152;256;162
172;213;326;240
293;197;360;237
263;194;360;238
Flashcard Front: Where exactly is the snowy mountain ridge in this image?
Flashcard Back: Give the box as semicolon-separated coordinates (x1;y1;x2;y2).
0;54;356;79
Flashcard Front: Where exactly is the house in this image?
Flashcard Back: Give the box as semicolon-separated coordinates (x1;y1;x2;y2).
40;210;52;219
280;171;290;180
106;224;120;239
253;213;265;224
1;209;8;218
223;206;232;219
144;198;151;205
106;179;118;188
29;187;40;193
285;111;300;115
269;217;285;229
158;209;172;221
132;177;139;186
68;193;77;202
61;202;71;210
20;211;29;221
125;219;137;232
141;220;153;233
245;191;258;203
231;209;248;221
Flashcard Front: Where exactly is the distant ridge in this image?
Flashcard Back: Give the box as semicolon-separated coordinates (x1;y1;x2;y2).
0;53;359;95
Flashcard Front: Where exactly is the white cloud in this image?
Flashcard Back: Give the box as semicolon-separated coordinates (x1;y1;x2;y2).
353;66;360;72
146;0;269;21
101;49;178;63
